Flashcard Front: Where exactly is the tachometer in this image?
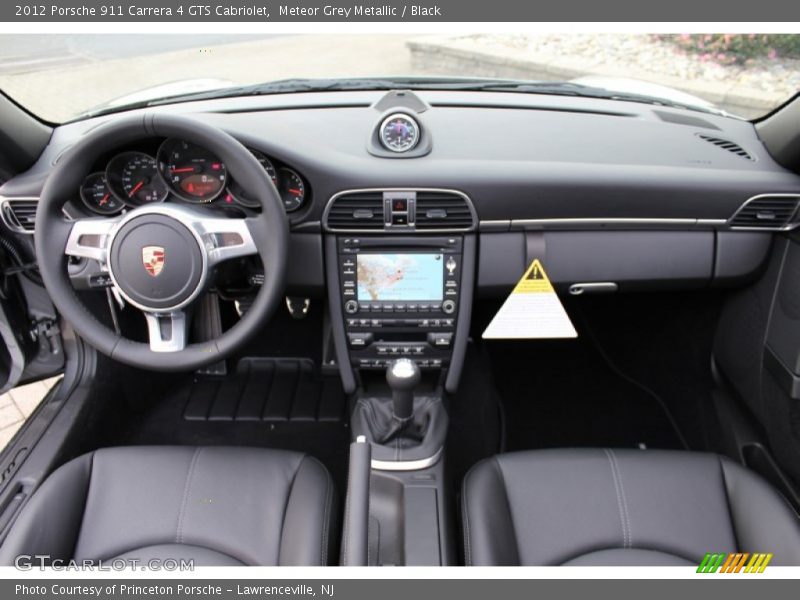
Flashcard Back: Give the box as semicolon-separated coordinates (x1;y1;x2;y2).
227;149;278;208
379;113;420;153
278;168;306;212
80;172;123;215
106;152;168;206
157;138;227;203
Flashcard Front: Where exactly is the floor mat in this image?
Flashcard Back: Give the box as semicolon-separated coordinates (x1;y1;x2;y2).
446;343;504;484
485;337;686;451
182;358;346;422
98;358;351;490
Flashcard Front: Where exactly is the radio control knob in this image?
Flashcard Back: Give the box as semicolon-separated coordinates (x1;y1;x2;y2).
442;300;456;314
344;300;359;314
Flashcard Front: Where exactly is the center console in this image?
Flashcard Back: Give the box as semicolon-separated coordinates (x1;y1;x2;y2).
324;188;475;565
337;235;463;372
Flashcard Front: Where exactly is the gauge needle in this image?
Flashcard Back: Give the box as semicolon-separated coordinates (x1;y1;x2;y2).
171;167;195;174
128;181;144;197
288;188;302;195
100;194;109;206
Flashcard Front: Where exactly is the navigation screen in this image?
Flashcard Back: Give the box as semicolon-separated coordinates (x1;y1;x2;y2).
356;253;443;301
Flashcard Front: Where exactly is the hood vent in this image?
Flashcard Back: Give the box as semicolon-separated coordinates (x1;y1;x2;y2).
0;197;38;233
415;191;474;230
325;191;384;231
698;134;754;161
729;195;800;230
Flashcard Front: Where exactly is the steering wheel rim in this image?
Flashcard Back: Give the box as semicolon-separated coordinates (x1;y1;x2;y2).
35;112;289;371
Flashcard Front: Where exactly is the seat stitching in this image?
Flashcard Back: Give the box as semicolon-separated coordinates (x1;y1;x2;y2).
278;454;305;565
366;467;372;566
462;466;473;566
320;460;333;566
604;449;630;549
71;451;97;560
611;450;633;548
341;451;353;565
717;456;741;551
176;448;203;545
493;457;521;565
557;545;699;566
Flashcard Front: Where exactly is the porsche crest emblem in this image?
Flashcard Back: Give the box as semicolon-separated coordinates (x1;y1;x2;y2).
142;246;165;277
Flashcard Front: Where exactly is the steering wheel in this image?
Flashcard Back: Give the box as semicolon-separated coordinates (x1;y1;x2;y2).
35;113;289;371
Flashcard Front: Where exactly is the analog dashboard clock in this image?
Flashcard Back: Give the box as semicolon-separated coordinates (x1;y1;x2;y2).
379;113;420;153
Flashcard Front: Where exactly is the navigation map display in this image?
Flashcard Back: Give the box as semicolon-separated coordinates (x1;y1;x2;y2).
356;253;443;302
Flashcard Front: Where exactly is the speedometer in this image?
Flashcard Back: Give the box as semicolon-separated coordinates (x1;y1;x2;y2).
106;152;168;206
157;138;227;203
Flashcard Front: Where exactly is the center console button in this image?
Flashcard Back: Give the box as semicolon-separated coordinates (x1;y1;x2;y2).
344;300;359;314
428;332;453;347
442;300;456;314
348;333;373;348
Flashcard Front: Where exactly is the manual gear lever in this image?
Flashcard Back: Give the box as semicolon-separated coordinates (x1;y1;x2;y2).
386;358;421;422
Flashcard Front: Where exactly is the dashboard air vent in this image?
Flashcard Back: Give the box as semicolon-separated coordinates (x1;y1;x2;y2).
415;191;474;230
698;134;754;161
326;191;384;230
1;198;38;233
729;195;800;229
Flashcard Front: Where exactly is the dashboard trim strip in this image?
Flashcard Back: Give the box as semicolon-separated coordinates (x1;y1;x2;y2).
508;217;714;230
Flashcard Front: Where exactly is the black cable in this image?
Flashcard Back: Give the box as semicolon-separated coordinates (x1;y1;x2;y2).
573;302;691;451
0;235;43;286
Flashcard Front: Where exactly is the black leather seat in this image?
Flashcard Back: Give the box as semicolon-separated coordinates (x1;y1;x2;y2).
462;448;800;566
0;446;336;566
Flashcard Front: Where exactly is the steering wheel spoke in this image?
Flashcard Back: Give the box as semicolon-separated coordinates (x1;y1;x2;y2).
195;216;259;267
65;217;117;263
143;310;188;352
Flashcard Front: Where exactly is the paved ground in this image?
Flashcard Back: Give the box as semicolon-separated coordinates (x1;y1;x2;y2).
0;377;60;451
0;34;278;75
0;34;420;122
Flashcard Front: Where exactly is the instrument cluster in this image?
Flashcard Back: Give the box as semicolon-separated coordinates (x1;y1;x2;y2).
78;139;308;216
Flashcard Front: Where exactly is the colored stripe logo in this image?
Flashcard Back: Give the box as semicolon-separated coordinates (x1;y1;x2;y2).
697;552;773;573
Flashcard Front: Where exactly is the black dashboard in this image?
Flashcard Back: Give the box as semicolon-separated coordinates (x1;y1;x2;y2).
3;87;800;389
2;88;800;301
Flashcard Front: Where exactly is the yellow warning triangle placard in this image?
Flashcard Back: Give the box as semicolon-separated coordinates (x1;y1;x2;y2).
482;259;577;339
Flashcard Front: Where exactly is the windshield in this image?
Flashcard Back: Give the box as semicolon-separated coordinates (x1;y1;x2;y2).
0;33;798;122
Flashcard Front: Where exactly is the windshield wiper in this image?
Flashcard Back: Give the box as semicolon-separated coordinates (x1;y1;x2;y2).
77;77;724;119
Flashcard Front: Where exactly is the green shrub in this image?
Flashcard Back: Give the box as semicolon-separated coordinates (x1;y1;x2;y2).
657;34;800;65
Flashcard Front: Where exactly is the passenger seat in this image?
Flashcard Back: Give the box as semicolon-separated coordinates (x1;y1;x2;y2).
461;448;800;565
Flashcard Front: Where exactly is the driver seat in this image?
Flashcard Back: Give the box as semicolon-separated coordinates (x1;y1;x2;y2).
0;446;337;566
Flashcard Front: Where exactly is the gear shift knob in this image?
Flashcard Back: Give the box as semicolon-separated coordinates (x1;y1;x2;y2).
386;358;421;421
